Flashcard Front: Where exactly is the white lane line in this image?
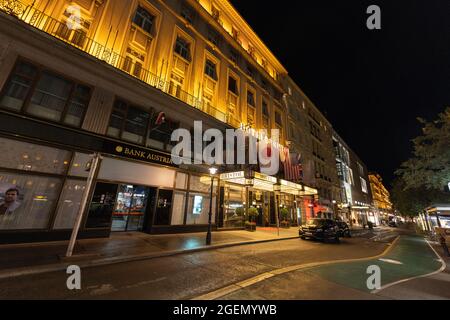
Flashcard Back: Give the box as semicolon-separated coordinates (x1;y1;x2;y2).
192;236;401;300
378;258;403;265
371;239;447;294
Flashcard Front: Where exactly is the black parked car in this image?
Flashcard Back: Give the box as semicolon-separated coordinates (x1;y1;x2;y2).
299;218;340;243
388;220;398;228
336;221;351;238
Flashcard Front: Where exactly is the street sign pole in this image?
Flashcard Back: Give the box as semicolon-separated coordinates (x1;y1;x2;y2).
66;152;102;257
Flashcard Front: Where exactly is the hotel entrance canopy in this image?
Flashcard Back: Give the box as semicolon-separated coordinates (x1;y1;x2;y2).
219;171;277;191
220;171;318;195
426;204;450;217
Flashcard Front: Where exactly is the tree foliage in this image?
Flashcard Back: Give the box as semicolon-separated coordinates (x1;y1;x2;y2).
391;177;448;217
396;107;450;190
393;107;450;216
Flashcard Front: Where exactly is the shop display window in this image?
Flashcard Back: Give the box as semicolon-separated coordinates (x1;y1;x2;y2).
186;193;216;225
0;172;62;230
154;189;173;225
171;191;187;225
0;137;71;175
189;175;212;193
53;179;86;229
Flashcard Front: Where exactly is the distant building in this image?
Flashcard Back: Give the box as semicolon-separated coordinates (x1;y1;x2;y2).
369;173;393;224
332;132;374;226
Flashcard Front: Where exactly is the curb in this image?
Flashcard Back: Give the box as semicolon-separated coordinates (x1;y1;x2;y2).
0;236;299;280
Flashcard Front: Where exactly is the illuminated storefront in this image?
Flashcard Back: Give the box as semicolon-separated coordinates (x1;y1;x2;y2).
218;171;317;229
0;116;219;244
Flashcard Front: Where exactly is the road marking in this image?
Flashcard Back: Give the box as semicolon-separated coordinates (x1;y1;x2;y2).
192;236;400;300
371;239;447;294
378;258;403;265
89;284;118;296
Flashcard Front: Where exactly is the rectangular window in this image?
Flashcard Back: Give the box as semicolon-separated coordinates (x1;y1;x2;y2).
0;137;72;175
208;27;220;46
205;59;218;80
171;191;187;225
181;4;194;23
361;177;368;194
133;6;154;34
228;76;238;95
275;110;282;126
262;100;269;117
186;193;216;225
0;172;63;230
53;179;87;229
247;90;255;107
106;99;151;145
229;47;239;64
0;60;91;127
174;37;191;61
358;162;364;176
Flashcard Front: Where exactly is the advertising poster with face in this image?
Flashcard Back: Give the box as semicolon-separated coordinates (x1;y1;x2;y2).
0;182;22;228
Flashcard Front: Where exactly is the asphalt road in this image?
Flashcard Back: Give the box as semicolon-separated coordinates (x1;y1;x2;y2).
0;229;447;300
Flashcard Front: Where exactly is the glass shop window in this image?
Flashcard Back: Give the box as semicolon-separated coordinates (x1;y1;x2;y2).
154;189;173;226
0;172;62;230
53;179;87;229
0;137;71;175
171;191;186;225
186;193;216;225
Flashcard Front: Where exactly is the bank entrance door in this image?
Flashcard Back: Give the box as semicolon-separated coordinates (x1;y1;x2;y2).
111;184;154;232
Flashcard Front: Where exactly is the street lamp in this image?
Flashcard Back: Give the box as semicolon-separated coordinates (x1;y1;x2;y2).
206;167;218;246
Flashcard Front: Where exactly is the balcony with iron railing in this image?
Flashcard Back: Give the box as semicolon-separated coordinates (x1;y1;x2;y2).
0;0;242;128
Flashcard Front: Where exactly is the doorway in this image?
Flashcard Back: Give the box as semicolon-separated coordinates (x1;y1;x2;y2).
111;184;155;232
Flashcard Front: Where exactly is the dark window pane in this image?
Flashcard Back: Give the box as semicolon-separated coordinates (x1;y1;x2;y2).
154;190;173;225
122;106;149;144
15;62;38;78
228;77;237;94
85;183;118;229
28;72;72;122
133;6;154;34
175;37;190;60
64;85;90;127
0;75;32;111
247;91;255;106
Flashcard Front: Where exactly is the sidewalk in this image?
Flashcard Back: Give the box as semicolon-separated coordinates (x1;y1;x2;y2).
0;227;299;279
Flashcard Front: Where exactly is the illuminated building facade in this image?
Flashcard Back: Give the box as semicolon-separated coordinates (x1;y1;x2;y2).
369;172;393;223
0;0;369;243
283;77;341;221
0;0;320;243
332;132;374;226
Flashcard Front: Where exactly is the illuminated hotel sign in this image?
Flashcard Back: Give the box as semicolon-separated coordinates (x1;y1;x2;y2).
254;172;277;184
220;171;245;180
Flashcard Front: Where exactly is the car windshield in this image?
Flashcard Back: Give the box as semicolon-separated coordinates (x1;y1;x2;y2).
306;219;325;226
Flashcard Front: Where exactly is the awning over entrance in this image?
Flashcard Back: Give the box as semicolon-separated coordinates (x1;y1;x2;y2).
219;171;277;191
276;179;304;195
426;204;450;217
220;172;318;195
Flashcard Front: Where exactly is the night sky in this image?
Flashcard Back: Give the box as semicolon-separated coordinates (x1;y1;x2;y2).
229;0;450;187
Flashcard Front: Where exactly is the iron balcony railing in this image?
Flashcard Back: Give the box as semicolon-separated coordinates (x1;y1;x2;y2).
0;0;238;127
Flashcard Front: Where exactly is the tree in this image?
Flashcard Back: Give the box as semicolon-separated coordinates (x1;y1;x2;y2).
391;177;448;218
396;107;450;191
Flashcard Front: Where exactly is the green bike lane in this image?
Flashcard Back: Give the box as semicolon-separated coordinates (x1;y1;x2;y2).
301;235;444;293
